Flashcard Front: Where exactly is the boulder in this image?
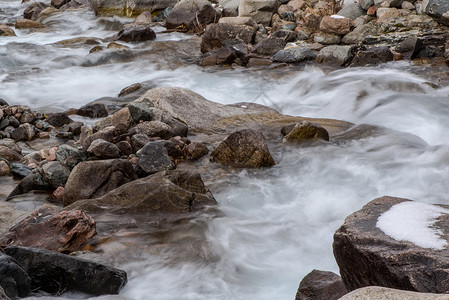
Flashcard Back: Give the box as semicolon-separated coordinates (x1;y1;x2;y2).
40;161;71;188
358;0;374;10
51;0;71;9
316;45;354;66
128;102;154;122
0;206;96;253
82;126;115;150
23;2;48;20
340;286;449;299
337;2;365;20
131;133;152;151
184;142;209;160
350;46;394;66
134;11;153;24
319;16;352;35
239;0;279;26
295;269;348;300
394;36;425;60
253;30;297;56
10;163;33;179
282;121;329;143
117;24;156;42
341;22;380;44
313;32;341;45
3;246;127;295
218;16;259;30
0;252;31;298
202;47;238;66
272;47;317;63
166;0;220;31
89;0;177;17
10;124;36;141
45;113;73;127
6;173;51;201
426;0;449;25
95;108;133;132
87;139;121;158
63;159;137;206
77;103;108;118
137;141;175;175
0;139;21;154
334;196;449;293
55;144;87;169
0;145;22;161
0;161;11;176
201;23;256;53
0;25;15;37
210;129;275;168
66;169;217;214
132;121;173;139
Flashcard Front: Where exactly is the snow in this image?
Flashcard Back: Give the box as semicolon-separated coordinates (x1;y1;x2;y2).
376;201;449;250
331;15;346;19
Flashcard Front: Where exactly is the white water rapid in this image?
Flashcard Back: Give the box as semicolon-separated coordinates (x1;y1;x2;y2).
2;1;449;299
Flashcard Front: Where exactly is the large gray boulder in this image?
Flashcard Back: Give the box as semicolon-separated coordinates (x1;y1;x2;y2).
426;0;449;25
340;286;449;299
166;0;220;31
334;196;449;293
316;45;354;66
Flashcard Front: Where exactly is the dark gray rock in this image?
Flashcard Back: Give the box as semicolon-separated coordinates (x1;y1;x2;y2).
56;144;87;169
394;36;425;60
3;246;127;296
341;22;380;45
358;0;374;10
0;252;31;298
201;23;256;53
11;163;33;179
0;99;9;106
426;0;449;25
10;124;35;142
131;133;152;151
295;269;348;300
202;47;237;66
272;47;317;63
117;24;156;42
0;285;10;300
253;30;297;56
45;113;73;127
316;45;354;66
115;140;133;156
137;142;175;175
63;159;137;205
87;138;121;158
157;140;184;160
128;102;154;122
350;46;394;66
40;161;71;188
166;0;220;31
77;103;108;118
6;173;51;201
161;115;188;137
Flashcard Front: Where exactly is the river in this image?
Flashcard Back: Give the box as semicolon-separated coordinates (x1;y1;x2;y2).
2;1;449;299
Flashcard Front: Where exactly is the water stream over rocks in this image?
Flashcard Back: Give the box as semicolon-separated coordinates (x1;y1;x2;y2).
2;0;449;299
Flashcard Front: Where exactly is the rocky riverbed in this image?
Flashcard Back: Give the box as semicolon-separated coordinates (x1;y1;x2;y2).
2;0;449;299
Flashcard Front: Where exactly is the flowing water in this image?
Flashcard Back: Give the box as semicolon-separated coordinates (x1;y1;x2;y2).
2;1;449;299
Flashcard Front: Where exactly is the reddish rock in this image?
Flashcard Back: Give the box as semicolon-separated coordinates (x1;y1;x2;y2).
53;186;64;200
0;161;11;176
0;145;22;161
367;5;377;16
0;206;96;253
296;269;348;300
184;142;209;160
319;16;352;35
46;147;57;161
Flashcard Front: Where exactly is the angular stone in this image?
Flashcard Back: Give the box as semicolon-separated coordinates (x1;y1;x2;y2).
132;121;173;139
337;2;365;20
239;0;279;26
341;22;380;44
137;141;175;175
210;129;275;168
0;252;31;298
45;113;73;127
15;19;45;29
358;0;374;10
0;206;96;253
6;173;51;201
40;161;71;188
426;0;449;25
134;11;153;24
0;25;16;37
350;46;394;66
117;24;156;42
296;270;348;300
184;142;209;160
394;36;424;60
316;45;354;66
320;16;351;35
166;0;219;30
10;163;33;179
283;121;330;143
82;126;116;150
202;47;237;66
272;47;317;63
253;30;297;55
63;159;137;206
77;103;108;118
0;145;22;161
201;23;256;53
23;2;48;20
87;138;121;158
314;32;341;45
3;246;127;295
218;16;258;30
128;102;154;122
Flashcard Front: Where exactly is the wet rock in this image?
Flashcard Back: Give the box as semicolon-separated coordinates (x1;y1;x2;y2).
77;103;108;118
316;45;354;66
20;112;37;124
118;83;142;97
133;11;152;24
0;145;22;161
218;16;259;30
87;139;121;158
82;126;115;150
253;30;297;55
320;16;351;35
202;47;237;66
0;206;96;253
161;115;188;137
246;57;273;66
0;139;21;154
358;0;374;10
272;47;317;63
394;36;425;60
0;25;15;36
296;269;348;300
340;286;449;299
0;99;8;106
350;46;394;66
0;286;10;300
210;129;275;168
11;163;33;179
313;32;341;45
184;142;209;160
3;246;127;295
337;2;364;20
0;161;11;176
333;196;449;293
115;140;133;156
45;112;73;127
426;0;449;25
55;145;86;169
53;186;65;200
63;159;137;206
137;141;175;175
35;119;51;131
117;24;156;42
283;121;329;143
366;5;376;16
157;140;183;160
40;161;71;188
0;252;31;298
239;0;279;26
131;133;152;151
51;0;71;8
132;121;173;139
62;121;83;136
23;2;48;20
166;0;219;31
66;169;216;214
128;102;154;122
6;173;51;201
11;123;36;141
15;19;45;29
201;23;256;53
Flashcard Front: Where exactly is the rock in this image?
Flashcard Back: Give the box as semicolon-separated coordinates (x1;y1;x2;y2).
184;142;209;160
295;269;348;300
132;121;173;139
63;159;137;206
55;145;87;169
11;123;36;141
115;140;133;156
128;102;154;122
340;286;449;299
0;145;22;161
333;196;449;293
77;103;108;118
253;30;297;55
239;0;279;26
0;139;21;154
341;22;380;44
337;2;365;20
87;139;121;158
3;246;127;295
358;0;374;10
134;11;153;24
394;36;425;60
0;286;10;300
402;1;415;9
283;121;330;143
6;173;51;201
366;5;376;15
137;141;175;175
313;32;341;45
0;206;96;253
0;161;11;176
51;0;71;8
376;7;402;21
95;108;133;132
40;161;71;188
15;19;45;29
11;163;33;179
165;0;219;31
210;129;275;168
53;186;65;200
350;46;393;66
246;57;273;66
118;83;142;97
426;0;449;25
316;45;354;66
272;47;317;63
201;23;256;53
218;16;259;30
45;112;73;127
66;169;216;214
0;25;16;37
23;2;48;20
319;16;352;35
82;126;115;150
131;133;152;151
0;252;31;298
202;47;237;66
117;24;156;42
89;0;177;17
